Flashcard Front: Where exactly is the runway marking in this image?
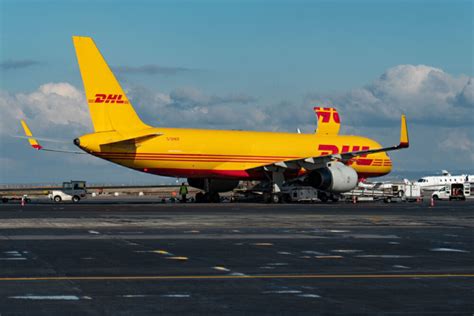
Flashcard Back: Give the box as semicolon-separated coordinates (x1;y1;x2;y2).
153;250;171;255
165;256;188;261
0;273;472;282
213;266;230;272
297;294;321;298
430;248;469;253
315;255;343;259
9;295;81;300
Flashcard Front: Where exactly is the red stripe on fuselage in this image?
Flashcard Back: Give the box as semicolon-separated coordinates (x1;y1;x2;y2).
139;167;389;180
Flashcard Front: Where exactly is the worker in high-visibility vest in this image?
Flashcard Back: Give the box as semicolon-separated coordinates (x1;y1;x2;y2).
179;182;188;203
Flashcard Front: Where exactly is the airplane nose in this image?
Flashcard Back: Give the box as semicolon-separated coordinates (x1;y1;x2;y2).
73;138;80;147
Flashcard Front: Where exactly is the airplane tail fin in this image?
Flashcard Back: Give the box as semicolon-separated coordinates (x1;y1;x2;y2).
72;36;149;133
314;106;341;135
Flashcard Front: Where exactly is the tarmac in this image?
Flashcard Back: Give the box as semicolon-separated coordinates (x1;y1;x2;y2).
0;199;472;315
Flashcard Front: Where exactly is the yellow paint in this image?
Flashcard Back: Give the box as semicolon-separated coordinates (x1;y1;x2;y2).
315;256;344;259
20;120;41;149
400;114;409;146
314;107;340;135
73;36;149;132
0;273;471;282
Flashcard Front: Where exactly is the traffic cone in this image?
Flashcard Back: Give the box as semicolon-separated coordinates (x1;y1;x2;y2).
352;195;357;204
430;197;434;207
21;197;25;207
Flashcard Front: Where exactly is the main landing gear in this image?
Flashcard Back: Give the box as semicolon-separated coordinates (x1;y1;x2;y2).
194;179;221;203
195;191;220;203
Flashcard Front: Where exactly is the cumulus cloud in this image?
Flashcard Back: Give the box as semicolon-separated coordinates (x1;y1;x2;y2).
0;82;91;136
0;59;42;70
452;78;474;108
126;86;264;130
122;64;472;142
307;64;473;127
168;87;256;109
113;64;196;76
439;132;474;163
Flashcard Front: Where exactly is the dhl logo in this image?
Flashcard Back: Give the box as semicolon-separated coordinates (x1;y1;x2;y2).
314;107;340;123
318;144;392;167
88;94;129;104
318;144;370;156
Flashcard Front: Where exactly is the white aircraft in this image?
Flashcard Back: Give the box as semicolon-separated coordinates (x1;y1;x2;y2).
415;170;473;190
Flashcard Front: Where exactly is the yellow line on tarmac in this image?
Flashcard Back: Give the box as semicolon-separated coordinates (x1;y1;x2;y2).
0;273;472;282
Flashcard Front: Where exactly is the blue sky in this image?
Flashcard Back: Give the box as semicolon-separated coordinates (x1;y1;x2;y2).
0;0;472;184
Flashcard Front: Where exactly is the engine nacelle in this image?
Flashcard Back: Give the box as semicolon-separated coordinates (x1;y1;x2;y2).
305;161;358;193
187;178;240;193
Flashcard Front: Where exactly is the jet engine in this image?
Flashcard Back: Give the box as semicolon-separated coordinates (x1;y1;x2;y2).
187;178;240;193
305;161;358;193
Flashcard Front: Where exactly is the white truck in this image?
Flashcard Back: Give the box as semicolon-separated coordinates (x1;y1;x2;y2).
49;181;87;203
431;183;470;201
343;182;421;203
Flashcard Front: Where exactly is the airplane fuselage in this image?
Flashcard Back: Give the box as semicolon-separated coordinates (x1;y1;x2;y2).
77;127;392;180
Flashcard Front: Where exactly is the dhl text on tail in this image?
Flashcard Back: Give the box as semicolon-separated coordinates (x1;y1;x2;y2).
21;36;409;202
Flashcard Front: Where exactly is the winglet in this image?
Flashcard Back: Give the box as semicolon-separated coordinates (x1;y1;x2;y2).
20;120;43;150
399;114;409;148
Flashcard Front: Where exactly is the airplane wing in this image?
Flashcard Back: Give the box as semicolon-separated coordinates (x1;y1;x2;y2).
250;115;409;172
20;120;86;154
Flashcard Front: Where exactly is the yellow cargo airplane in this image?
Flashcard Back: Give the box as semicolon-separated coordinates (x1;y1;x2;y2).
21;36;409;202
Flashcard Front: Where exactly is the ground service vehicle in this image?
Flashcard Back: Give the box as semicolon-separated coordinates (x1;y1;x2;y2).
431;183;470;201
49;181;87;203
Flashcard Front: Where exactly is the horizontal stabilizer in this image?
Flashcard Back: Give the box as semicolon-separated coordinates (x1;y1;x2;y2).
21;120;42;150
20;120;85;154
100;132;162;145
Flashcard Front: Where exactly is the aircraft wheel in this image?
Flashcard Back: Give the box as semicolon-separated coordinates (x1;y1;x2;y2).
54;196;62;203
318;192;329;203
271;194;281;204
